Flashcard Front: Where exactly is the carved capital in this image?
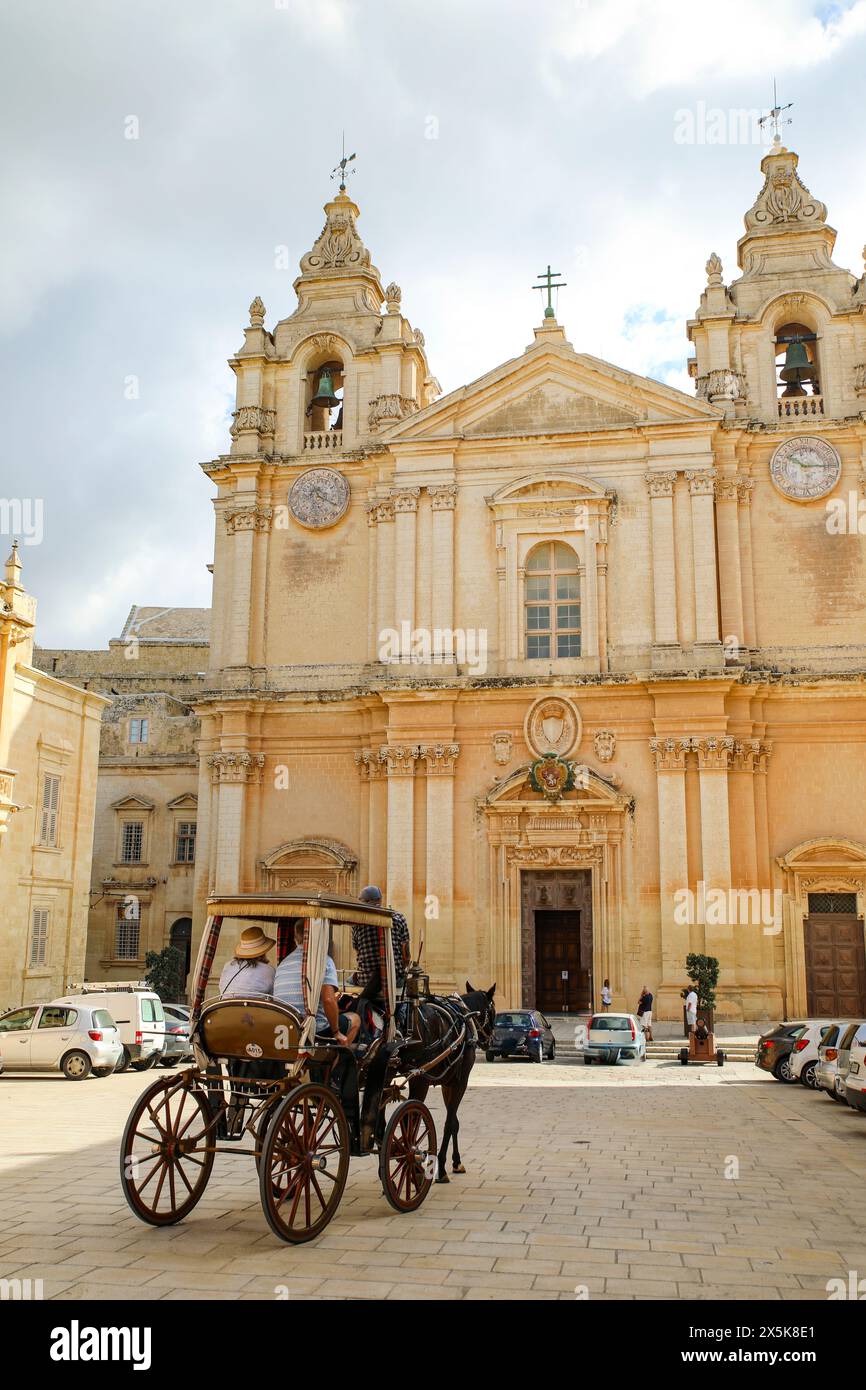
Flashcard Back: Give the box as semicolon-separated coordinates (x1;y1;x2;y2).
692;735;735;771
428;484;458;511
419;742;460;775
649;736;691;772
230;405;276;438
685;468;717;497
354;749;387;781
224;503;274;534
645;470;678;499
207;751;265;784
716;476;739;502
374;499;395;524
695;369;747;403
736;477;755;506
368;394;419;429
379;744;420;776
391;487;421;514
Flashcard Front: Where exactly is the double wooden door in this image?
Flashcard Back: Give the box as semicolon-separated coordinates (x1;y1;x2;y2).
804;894;866;1017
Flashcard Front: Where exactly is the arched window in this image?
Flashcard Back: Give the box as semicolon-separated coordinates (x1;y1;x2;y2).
775;322;820;400
305;358;344;433
524;542;581;658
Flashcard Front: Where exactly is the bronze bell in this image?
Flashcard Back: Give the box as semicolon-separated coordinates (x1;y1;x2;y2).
308;367;340;412
779;341;816;397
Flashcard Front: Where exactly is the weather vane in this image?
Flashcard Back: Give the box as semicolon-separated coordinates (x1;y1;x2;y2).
533;264;567;320
758;78;793;144
331;132;356;192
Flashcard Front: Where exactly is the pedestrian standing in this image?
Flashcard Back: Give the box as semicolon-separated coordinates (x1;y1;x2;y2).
601;979;612;1011
685;984;698;1034
633;984;653;1039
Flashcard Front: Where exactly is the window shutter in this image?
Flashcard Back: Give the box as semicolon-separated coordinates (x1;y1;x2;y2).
40;774;60;846
30;908;49;966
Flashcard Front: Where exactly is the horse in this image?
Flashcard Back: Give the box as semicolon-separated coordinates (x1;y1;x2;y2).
396;980;497;1183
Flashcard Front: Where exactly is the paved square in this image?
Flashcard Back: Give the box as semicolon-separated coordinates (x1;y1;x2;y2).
2;1059;866;1301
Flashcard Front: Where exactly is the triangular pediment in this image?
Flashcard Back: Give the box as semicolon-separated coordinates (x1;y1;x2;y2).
111;794;155;812
166;793;198;811
383;337;720;444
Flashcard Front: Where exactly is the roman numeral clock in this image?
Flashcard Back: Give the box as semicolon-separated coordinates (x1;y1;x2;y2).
769;436;841;502
288;467;351;528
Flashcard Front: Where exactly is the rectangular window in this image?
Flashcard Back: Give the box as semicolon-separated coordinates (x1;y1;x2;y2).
39;774;60;846
526;634;551;659
29;908;49;967
175;822;196;863
121;821;144;863
115;902;140;959
129;718;149;745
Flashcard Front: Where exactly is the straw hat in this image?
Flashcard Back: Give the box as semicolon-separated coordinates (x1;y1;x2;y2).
234;925;276;959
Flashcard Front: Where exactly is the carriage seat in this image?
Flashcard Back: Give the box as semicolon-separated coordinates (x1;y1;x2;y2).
196;997;304;1063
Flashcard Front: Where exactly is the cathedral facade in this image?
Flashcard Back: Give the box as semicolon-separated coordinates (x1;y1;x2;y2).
191;140;866;1022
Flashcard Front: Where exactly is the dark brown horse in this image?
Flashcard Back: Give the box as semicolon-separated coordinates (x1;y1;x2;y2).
397;981;497;1183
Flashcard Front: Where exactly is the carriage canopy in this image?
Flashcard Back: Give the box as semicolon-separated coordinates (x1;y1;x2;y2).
191;892;399;1026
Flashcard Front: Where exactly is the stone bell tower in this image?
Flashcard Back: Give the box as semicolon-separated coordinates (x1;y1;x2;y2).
201;182;441;681
687;137;866;424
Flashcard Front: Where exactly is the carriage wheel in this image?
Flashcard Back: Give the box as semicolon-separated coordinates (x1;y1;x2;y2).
379;1100;437;1213
120;1076;215;1226
259;1083;349;1244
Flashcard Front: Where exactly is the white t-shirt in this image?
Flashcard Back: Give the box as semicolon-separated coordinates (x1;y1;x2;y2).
601;986;612;1005
219;958;275;999
685;989;698;1017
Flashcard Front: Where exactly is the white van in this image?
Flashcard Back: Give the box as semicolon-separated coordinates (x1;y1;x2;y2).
58;984;166;1071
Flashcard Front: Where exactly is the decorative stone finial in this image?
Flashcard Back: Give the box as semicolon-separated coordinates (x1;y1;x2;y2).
5;540;22;586
705;252;723;286
385;282;402;312
248;296;265;328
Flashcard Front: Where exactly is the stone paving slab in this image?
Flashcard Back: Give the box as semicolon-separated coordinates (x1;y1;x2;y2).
1;1058;865;1301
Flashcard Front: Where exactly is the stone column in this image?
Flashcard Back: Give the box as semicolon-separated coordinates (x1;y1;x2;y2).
366;504;378;661
715;477;744;656
382;744;418;943
374;499;395;661
693;736;735;985
207;752;265;895
650;737;691;1013
223;504;273;672
429;485;457;661
645;472;679;655
737;478;757;652
393;489;420;659
355;749;388;886
685;469;721;660
419;743;460;988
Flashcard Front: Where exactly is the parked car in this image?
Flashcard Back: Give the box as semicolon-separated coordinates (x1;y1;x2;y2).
486;1010;555;1062
789;1021;842;1088
160;1003;193;1068
56;988;165;1071
0;1002;122;1079
582;1012;646;1064
844;1024;866;1113
815;1022;863;1102
755;1022;807;1081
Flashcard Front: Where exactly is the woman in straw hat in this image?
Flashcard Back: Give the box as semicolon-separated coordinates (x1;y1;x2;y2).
218;925;276;1000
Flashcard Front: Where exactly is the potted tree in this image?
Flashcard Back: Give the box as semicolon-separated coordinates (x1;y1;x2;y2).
682;953;719;1036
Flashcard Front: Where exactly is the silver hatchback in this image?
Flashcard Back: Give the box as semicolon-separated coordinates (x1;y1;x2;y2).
0;1002;123;1079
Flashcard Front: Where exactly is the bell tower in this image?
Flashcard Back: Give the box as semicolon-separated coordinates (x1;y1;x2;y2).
687;137;866;424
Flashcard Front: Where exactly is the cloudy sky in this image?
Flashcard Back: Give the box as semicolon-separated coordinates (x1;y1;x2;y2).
2;0;865;648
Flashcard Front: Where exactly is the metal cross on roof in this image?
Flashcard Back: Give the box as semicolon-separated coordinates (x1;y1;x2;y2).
758;78;793;143
331;132;356;191
533;264;566;319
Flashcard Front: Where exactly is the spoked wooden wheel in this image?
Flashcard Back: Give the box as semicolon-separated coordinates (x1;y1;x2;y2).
258;1083;349;1244
120;1076;215;1226
379;1100;437;1212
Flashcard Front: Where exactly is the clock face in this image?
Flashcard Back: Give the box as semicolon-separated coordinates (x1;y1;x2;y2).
770;436;841;502
288;467;350;529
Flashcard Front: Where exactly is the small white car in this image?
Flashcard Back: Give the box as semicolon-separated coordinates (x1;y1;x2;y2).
815;1021;863;1101
789;1020;844;1088
845;1025;866;1113
581;1012;646;1064
58;988;166;1071
0;1002;123;1079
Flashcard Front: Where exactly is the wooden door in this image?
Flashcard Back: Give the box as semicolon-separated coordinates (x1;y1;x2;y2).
535;910;584;1012
805;894;866;1017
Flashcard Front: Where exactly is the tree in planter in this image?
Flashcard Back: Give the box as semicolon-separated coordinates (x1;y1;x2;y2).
684;953;720;1019
144;946;185;1004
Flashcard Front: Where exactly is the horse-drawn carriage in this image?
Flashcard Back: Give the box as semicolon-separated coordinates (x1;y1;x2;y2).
119;893;457;1244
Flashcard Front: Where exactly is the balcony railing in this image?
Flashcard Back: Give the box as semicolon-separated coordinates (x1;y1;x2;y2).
303;430;343;451
778;395;824;419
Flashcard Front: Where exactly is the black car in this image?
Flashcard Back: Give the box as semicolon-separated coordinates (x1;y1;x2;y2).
755;1021;806;1082
486;1010;555;1063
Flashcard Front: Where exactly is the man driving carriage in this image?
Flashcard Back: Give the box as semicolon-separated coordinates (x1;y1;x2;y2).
352;885;410;991
273;919;360;1045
